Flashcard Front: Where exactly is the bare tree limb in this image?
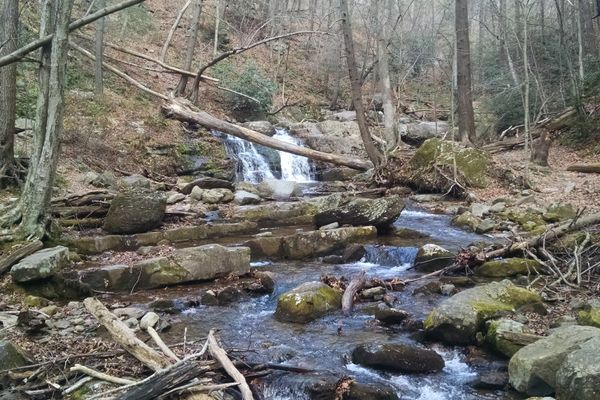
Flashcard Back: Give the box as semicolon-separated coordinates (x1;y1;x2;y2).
207;330;254;400
160;0;192;62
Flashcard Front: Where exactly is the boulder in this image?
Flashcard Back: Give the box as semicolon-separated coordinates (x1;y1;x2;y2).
234;190;261;205
399;121;450;146
75;245;250;291
424;280;542;345
471;203;491;218
351;343;444;373
0;340;30;369
11;246;69;283
86;170;117;188
320;167;360;181
103;189;166;234
475;258;541;278
375;307;410;324
555;336;600;400
118;174;151;189
290;120;366;158
179;176;234;194
314;196;404;229
402;138;489;192
166;192;185;204
190;186;204;201
452;211;481;231
543;203;576;223
234;201;318;225
475;219;496;233
202;188;234;204
241;120;275;136
282;227;377;259
413;244;454;272
508;326;600;397
257;179;298;199
485;318;529;357
234;181;259;195
274;282;342;323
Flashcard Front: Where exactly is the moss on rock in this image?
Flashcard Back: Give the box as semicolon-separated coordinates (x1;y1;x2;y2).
274;281;342;323
475;258;541;278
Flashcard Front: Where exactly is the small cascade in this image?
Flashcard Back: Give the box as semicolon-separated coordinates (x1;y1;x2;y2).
363;245;418;266
222;128;314;183
272;128;314;182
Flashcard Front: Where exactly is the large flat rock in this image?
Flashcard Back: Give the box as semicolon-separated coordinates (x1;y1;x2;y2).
10;246;69;282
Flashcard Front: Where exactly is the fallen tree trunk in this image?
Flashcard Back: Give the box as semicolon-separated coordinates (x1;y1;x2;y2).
567;164;600;174
83;297;171;371
342;271;366;315
161;100;372;171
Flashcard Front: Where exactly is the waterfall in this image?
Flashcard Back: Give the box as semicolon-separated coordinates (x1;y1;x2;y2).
223;128;314;183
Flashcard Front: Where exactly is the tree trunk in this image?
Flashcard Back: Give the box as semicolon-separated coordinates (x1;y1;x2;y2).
175;0;203;96
377;0;397;151
455;0;476;143
213;0;221;58
0;0;18;186
531;130;551;166
339;0;383;167
94;0;106;98
1;0;75;241
522;0;531;179
161;99;372;170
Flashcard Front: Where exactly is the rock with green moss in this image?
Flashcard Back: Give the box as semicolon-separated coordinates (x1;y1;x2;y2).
103;189;166;234
0;339;30;369
403;138;489;192
282;227;377;259
486;318;529;357
543;203;576;223
577;306;600;328
10;246;69;282
314;196;404;229
509;325;600;398
505;210;546;232
234;201;318;225
452;211;481;231
424;280;542;345
475;258;541;278
74;244;250;292
414;244;455;272
274;281;342;323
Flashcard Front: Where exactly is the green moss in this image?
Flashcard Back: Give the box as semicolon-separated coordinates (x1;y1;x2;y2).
577;308;600;328
275;282;342;323
543;203;576;222
486;319;524;357
475;258;541;278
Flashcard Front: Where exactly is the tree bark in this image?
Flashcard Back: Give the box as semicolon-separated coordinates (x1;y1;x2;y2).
455;0;477;143
566;164;600;173
175;0;203;96
377;0;397;151
531;130;551;166
0;0;18;186
94;0;106;98
342;271;366;315
161;99;372;170
339;0;383;167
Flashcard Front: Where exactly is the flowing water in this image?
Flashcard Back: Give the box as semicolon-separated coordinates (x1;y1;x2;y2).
222;128;314;183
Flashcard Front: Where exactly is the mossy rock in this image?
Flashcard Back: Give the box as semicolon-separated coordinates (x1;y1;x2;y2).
424;280;542;345
274;281;342;323
475;258;541;278
543;203;576;223
577;307;600;328
0;340;30;370
505;210;545;232
404;138;489;192
452;211;481;231
414;244;455;272
103;189;166;234
486;318;528;357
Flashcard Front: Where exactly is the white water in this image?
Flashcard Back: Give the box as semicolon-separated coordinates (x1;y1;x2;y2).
223;128;314;183
272;128;314;182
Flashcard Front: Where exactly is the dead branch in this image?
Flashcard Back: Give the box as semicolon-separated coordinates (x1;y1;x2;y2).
83;297;171;371
566;164;600;174
207;330;254;400
70;364;136;385
160;0;192;62
342;271;366;315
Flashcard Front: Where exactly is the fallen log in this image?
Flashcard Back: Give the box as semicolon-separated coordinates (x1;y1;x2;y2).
207;330;254;400
0;240;43;276
161;99;372;171
83;298;171;371
51;205;108;219
497;331;543;346
342;271;366;315
566;164;600;174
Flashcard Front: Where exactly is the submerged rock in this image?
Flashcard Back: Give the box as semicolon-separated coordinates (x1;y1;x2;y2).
274;281;342;323
475;258;541;278
424;280;542;345
509;326;600;398
314;196;404;229
351;343;444;373
103;189;166;234
11;246;69;283
413;244;454;272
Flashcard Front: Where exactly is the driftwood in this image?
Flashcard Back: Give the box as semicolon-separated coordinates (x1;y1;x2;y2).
0;240;43;276
342;271;366;315
161;99;372;171
83;298;171;371
51;190;114;207
207;330;254;400
566;164;600;174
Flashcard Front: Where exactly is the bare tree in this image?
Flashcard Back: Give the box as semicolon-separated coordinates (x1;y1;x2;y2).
175;0;203;96
340;0;383;167
377;0;397;151
455;0;477;143
0;0;18;187
95;0;106;98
